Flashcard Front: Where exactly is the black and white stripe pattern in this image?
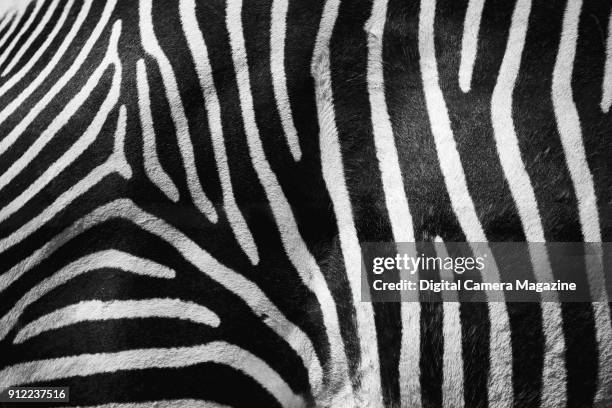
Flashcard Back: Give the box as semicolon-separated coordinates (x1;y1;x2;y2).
0;0;610;406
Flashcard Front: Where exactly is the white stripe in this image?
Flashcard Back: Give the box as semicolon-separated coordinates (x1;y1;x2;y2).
0;0;44;74
310;0;384;406
458;0;485;92
602;10;612;113
0;341;305;408
435;237;464;408
490;1;567;406
0;7;23;59
2;198;323;395
418;2;513;407
2;0;60;76
553;1;612;402
0;11;15;45
136;58;180;202
228;0;348;401
365;1;419;406
0;102;131;254
0;0;111;153
0;250;176;340
65;400;231;408
0;26;121;223
270;0;302;161
139;0;217;223
179;0;259;265
14;298;220;343
0;0;73;88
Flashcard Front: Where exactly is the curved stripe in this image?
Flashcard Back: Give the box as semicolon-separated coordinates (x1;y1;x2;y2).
0;26;121;222
270;0;302;161
66;400;231;408
0;103;131;254
435;237;464;408
418;2;514;407
2;0;60;76
179;0;259;265
139;0;217;223
0;0;72;88
366;1;418;407
489;1;567;406
136;58;180;202
228;0;349;401
458;0;485;92
0;341;305;408
14;298;220;344
0;198;323;395
0;250;176;340
0;12;15;46
308;0;385;406
0;0;44;70
553;1;612;402
602;10;612;113
0;0;111;153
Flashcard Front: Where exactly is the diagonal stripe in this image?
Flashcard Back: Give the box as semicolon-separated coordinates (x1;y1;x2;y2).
458;0;485;93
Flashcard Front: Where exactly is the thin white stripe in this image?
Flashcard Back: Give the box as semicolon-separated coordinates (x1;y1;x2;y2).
490;1;567;406
0;102;131;254
602;10;612;113
0;0;111;153
418;2;513;407
0;7;23;58
0;11;15;44
435;237;464;408
365;1;419;406
458;0;485;92
310;0;384;406
553;1;612;402
228;0;348;401
0;0;44;74
65;400;231;408
0;341;305;408
14;298;220;343
0;26;121;223
136;58;180;202
139;0;217;223
0;250;176;340
2;0;60;76
179;0;259;265
1;198;323;395
0;0;73;89
270;0;302;161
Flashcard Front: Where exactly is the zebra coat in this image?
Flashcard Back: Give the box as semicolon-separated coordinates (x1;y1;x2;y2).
0;0;610;406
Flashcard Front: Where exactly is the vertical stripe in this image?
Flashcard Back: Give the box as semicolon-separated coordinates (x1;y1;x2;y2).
365;1;420;407
602;9;612;113
311;0;385;406
270;0;302;161
490;1;568;407
136;58;180;202
553;1;612;402
435;237;464;408
139;0;218;223
0;0;44;70
179;0;259;265
2;0;60;76
228;0;352;402
458;0;485;93
418;2;513;407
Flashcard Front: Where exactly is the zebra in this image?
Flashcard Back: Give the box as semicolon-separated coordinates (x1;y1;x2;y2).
0;0;610;406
